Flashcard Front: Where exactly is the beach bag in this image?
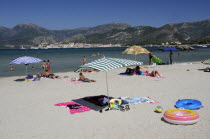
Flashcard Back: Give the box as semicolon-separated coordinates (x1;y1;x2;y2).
109;99;122;110
27;75;33;79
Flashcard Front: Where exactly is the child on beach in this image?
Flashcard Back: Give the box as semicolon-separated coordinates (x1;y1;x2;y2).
42;60;46;70
9;64;14;71
79;72;96;82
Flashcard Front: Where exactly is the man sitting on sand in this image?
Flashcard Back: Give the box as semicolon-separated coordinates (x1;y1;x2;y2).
79;72;96;82
43;70;59;79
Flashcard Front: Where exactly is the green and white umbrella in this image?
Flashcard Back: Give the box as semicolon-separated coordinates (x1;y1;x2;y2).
75;57;143;96
75;57;143;72
202;59;210;65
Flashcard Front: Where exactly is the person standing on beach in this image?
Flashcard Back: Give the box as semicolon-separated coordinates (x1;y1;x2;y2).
41;60;46;70
46;60;51;71
82;56;86;65
148;52;153;65
169;51;173;64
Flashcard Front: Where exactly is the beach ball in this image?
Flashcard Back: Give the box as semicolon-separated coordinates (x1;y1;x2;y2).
155;106;163;113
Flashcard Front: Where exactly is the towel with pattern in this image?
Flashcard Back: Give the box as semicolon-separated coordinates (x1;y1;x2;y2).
54;101;92;114
121;97;158;105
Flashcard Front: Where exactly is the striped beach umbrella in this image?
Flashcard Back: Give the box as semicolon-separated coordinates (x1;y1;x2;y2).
202;59;210;65
76;57;143;72
10;56;42;75
75;57;143;96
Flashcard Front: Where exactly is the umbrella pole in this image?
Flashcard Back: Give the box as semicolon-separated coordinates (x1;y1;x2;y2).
25;64;28;75
105;71;109;98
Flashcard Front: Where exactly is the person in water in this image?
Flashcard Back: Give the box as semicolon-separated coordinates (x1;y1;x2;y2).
82;56;86;65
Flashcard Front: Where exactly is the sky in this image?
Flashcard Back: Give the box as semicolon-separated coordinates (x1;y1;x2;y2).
0;0;210;30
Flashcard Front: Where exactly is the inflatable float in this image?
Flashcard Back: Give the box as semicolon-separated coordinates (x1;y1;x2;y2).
175;99;202;110
152;55;162;65
163;109;199;125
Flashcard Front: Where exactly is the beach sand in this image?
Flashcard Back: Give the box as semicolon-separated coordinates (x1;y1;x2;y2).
0;62;210;139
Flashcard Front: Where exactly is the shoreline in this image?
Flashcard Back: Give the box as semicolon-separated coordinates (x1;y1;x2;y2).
0;60;203;78
1;44;209;50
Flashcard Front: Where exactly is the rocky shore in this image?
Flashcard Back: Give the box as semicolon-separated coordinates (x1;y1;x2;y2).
29;43;204;51
30;43;123;49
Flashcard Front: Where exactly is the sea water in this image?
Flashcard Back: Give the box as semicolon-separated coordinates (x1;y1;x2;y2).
0;46;210;77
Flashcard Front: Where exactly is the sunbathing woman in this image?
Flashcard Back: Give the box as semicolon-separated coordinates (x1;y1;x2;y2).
145;70;162;77
79;72;96;82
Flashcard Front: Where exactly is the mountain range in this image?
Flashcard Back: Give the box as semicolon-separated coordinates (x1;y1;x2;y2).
0;20;210;49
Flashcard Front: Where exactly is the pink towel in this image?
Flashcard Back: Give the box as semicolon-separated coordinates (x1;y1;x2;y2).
146;75;166;78
143;72;165;78
66;80;84;84
54;101;92;114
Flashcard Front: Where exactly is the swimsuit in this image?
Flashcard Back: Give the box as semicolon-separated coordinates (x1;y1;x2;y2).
47;74;54;77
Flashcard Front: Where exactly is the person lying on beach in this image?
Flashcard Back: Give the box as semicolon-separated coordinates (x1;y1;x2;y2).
135;66;141;75
145;70;162;77
79;72;96;82
124;67;134;75
204;67;210;72
43;70;59;79
123;66;141;75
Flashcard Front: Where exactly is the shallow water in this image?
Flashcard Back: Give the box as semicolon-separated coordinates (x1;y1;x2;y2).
0;46;210;77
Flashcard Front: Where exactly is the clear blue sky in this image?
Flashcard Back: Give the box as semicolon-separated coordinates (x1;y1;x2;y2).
0;0;210;30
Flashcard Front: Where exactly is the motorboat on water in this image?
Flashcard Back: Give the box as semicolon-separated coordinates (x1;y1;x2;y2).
197;45;207;47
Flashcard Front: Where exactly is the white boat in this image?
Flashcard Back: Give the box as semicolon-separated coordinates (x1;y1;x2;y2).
197;45;207;47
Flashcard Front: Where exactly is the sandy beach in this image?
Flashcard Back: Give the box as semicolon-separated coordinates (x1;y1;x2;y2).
0;62;210;139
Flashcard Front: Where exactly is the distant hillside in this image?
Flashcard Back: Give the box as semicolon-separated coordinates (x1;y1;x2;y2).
0;20;210;49
66;20;210;45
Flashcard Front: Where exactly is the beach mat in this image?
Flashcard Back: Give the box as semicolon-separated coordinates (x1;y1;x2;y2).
54;101;92;114
83;95;109;107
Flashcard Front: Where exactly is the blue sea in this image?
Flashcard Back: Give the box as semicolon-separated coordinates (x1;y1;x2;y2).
0;45;210;77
